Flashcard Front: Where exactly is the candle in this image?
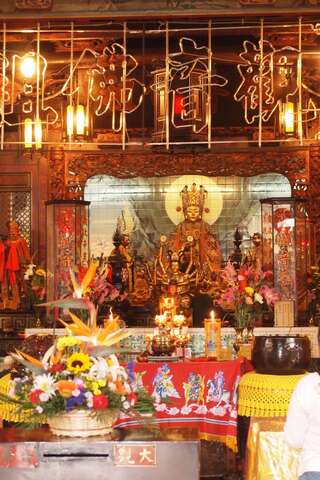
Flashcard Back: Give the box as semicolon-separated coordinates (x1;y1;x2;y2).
204;310;221;359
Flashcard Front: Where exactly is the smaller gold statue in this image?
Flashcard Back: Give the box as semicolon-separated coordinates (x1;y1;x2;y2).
154;235;198;297
108;229;134;292
150;235;198;324
244;232;263;271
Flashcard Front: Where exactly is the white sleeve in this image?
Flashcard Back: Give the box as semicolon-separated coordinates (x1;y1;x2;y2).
283;377;310;449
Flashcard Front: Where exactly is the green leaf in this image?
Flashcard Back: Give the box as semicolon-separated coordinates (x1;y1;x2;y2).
37;297;93;310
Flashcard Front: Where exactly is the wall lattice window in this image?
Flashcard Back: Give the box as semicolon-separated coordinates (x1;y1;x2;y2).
0;174;32;247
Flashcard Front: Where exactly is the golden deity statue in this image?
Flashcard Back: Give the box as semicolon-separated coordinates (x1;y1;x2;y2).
150;235;198;323
169;182;222;281
155;237;198;296
244;232;263;271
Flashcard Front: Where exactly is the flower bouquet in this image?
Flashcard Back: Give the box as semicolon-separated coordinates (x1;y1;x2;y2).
0;262;154;435
217;261;279;330
24;264;46;309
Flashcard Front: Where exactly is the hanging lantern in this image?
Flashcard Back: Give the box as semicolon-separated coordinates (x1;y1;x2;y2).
282;101;295;134
34;118;42;149
24;118;33;148
76;104;85;135
66;104;87;137
24;118;42;149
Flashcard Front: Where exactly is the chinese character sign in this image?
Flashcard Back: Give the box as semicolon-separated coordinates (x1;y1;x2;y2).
114;444;156;467
153;37;228;135
234;40;299;124
89;43;145;132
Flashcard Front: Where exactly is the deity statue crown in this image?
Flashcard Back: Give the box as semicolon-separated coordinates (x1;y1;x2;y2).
179;183;209;218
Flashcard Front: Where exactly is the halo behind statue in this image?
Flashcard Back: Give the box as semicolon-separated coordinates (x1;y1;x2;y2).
164;175;223;226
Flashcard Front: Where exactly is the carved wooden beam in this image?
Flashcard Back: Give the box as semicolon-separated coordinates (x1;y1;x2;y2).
1;0;320;20
47;146;309;200
15;0;52;10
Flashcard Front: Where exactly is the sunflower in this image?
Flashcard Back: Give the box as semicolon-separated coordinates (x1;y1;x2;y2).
66;352;92;373
35;268;46;277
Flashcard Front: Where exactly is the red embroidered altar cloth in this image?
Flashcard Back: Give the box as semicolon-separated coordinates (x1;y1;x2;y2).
116;358;248;452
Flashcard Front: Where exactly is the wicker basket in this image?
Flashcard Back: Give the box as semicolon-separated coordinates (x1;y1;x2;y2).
47;409;119;437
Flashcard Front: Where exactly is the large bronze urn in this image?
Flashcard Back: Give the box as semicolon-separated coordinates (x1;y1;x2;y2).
252;335;311;374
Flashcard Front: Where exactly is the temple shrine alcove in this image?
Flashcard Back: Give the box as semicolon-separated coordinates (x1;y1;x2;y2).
84;172;292;326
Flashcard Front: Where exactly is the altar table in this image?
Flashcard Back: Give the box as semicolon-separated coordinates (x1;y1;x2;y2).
0;358;247;453
115;358;248;452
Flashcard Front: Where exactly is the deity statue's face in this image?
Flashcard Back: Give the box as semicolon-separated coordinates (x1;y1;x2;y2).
186;205;200;222
121;234;130;247
252;233;262;247
171;260;180;273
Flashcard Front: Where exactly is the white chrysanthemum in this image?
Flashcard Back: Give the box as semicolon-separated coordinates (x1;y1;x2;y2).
33;374;56;398
36;406;44;414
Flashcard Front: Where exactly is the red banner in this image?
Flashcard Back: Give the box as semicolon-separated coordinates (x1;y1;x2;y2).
116;358;249;451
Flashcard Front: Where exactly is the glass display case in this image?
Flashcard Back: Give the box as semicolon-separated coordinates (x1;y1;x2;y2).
260;198;310;322
46;200;90;302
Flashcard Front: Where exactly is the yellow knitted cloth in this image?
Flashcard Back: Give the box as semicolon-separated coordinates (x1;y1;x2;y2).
0;373;35;423
238;371;307;417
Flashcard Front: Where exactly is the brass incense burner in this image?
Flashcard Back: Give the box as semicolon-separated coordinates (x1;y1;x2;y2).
151;333;176;356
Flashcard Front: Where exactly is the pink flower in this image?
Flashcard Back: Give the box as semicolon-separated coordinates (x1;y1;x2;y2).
245;296;253;305
260;285;279;306
221;261;238;283
263;270;274;282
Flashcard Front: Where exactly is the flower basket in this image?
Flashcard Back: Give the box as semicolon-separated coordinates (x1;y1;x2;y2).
0;264;154;432
47;409;119;437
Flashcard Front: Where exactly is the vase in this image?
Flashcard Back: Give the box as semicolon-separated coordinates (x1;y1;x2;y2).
246;325;254;342
47;409;119;437
245;315;255;342
234;326;246;344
